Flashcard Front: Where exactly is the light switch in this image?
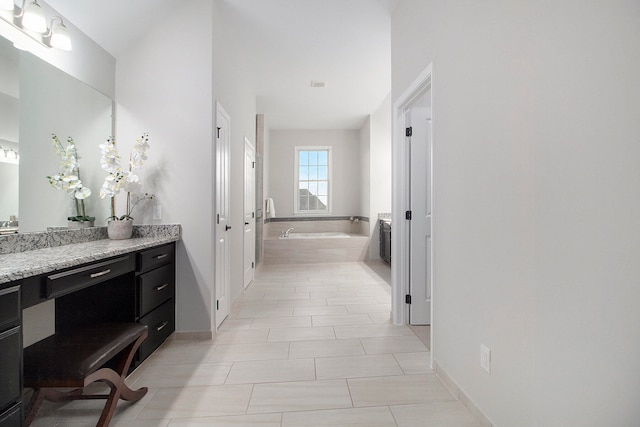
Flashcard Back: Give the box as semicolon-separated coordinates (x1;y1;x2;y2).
153;205;162;221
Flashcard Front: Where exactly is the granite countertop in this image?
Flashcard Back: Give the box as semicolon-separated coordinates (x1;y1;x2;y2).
0;235;179;285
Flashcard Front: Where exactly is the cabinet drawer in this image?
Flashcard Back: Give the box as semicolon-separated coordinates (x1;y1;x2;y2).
0;286;20;332
0;402;21;427
137;244;174;274
139;264;175;316
138;299;174;361
47;255;135;299
0;326;21;415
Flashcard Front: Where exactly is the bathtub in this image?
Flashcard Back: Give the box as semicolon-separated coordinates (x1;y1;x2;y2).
265;232;368;264
281;232;350;239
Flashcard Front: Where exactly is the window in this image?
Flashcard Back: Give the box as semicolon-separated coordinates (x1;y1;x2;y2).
295;147;331;214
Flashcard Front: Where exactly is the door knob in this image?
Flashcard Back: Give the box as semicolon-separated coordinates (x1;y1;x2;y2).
245;222;249;225
225;225;232;231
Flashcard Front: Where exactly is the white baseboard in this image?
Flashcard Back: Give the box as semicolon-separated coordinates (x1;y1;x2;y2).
434;359;495;427
172;330;213;341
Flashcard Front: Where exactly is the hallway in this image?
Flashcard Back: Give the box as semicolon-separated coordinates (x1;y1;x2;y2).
31;261;479;426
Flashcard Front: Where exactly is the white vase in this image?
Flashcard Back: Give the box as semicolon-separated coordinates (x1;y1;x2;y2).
107;219;133;240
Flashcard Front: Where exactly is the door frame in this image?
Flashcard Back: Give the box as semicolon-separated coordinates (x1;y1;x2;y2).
392;64;434;362
214;101;231;330
243;136;256;289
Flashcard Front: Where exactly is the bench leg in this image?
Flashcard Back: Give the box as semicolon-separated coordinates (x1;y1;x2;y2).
25;331;148;427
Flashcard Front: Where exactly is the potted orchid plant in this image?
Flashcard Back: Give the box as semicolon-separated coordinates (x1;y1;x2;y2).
46;134;95;228
99;132;152;239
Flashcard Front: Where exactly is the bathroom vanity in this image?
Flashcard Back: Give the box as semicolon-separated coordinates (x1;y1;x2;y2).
0;227;180;426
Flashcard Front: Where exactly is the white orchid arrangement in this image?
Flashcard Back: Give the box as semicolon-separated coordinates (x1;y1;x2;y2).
46;134;95;223
99;132;153;220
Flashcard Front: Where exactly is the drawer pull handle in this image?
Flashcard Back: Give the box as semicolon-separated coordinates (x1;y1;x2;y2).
156;321;169;331
90;269;111;278
155;283;169;291
155;253;168;260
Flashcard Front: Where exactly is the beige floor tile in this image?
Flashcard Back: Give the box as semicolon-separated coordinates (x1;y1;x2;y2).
167;414;282;426
209;342;290;362
267;326;336;342
218;318;254;330
250;315;312;329
289;338;365;359
368;312;393;324
293;306;349;316
234;307;294;318
327;296;378;306
248;379;352;414
346;303;392;314
282;406;397;427
312;314;373;327
276;298;328;308
316;354;403;379
262;290;311;300
137;385;253;419
334;324;409;339
226;358;315;384
309;290;357;298
394;352;433;374
348;374;455;407
143;341;216;366
56;421;170;427
390;401;482;427
213;328;270;344
360;336;428;354
131;362;232;388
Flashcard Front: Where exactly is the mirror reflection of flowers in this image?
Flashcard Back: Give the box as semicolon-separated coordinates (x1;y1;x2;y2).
46;134;95;223
99;132;153;220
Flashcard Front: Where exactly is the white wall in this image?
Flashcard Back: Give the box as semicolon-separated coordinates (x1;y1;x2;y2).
532;1;640;424
392;0;640;425
268;129;361;217
368;94;391;259
212;0;257;304
115;0;214;332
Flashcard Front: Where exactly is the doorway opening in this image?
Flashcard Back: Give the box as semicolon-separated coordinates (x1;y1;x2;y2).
392;64;433;361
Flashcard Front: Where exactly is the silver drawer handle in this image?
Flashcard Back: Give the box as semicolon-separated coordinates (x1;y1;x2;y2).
90;269;111;278
155;253;168;260
155;283;169;291
156;321;169;331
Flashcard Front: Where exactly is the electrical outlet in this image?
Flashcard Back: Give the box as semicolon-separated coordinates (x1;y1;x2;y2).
153;205;162;221
480;344;491;374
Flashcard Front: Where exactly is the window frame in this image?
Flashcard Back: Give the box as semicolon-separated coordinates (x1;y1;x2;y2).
293;146;332;215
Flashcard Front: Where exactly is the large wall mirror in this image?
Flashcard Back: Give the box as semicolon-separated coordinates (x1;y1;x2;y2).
0;35;113;233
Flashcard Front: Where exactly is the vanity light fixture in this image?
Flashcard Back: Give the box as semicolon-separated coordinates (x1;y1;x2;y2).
0;0;13;11
18;0;47;33
0;147;19;164
46;16;71;50
0;0;72;50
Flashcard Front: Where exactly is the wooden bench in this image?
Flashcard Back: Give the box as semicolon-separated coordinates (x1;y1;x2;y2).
23;323;148;427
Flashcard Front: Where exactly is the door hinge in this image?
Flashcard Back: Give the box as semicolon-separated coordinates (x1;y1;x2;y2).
217;127;221;138
216;299;219;310
217;214;220;224
405;210;412;220
251;262;254;268
252;212;255;218
406;127;413;137
405;294;412;304
252;161;256;168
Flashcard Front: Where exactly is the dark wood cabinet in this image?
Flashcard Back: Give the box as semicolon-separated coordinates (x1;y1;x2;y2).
0;286;22;427
0;241;176;426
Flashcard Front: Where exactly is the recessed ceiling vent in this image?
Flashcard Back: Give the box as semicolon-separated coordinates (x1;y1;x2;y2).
310;80;326;88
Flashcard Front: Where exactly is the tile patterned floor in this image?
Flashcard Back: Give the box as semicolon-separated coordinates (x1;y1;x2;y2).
31;261;480;427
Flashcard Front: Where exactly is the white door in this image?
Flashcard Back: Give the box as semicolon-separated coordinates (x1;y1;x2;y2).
243;137;256;289
408;88;432;325
215;102;231;329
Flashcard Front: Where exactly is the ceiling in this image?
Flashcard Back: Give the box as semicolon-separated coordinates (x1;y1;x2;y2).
45;0;397;130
